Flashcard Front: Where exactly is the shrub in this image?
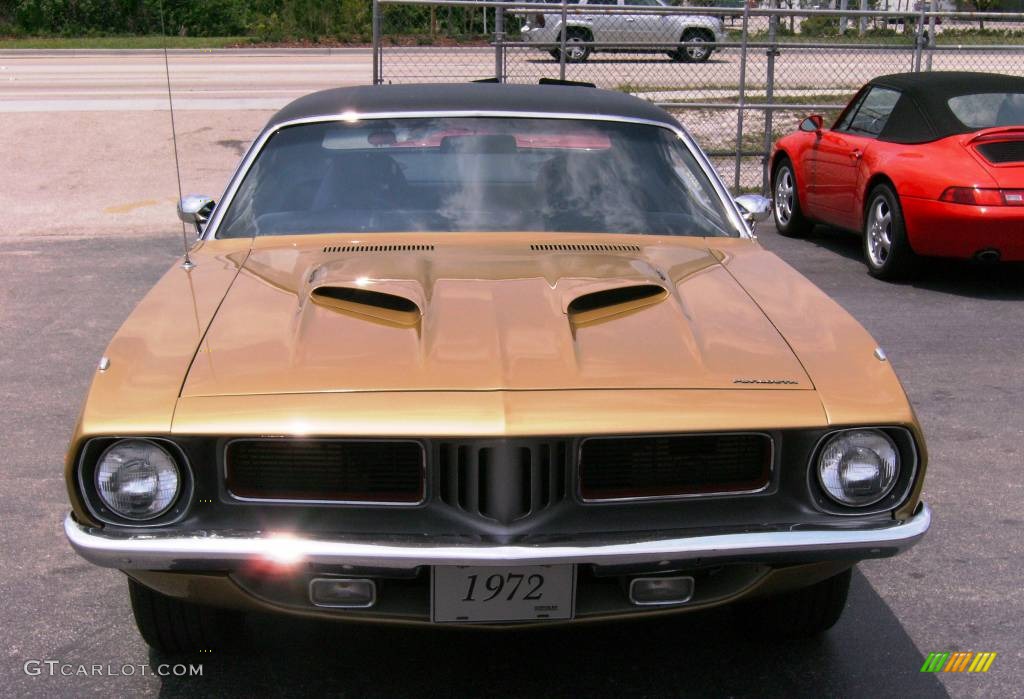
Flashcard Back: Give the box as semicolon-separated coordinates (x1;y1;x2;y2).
799;16;840;37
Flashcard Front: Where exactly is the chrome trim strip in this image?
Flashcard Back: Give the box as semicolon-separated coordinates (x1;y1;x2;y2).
201;110;751;241
222;437;428;507
576;431;775;504
65;503;931;572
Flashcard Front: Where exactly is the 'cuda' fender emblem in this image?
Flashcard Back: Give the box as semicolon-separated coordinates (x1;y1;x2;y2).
733;378;800;385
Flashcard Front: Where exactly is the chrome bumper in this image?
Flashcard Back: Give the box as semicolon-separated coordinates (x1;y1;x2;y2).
65;505;930;572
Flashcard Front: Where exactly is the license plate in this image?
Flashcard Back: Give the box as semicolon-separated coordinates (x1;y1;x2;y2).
431;565;575;623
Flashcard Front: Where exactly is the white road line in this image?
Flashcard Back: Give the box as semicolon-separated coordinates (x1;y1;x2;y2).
0;97;292;112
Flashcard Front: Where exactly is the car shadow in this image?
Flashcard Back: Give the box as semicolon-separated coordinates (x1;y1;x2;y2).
153;569;947;698
795;225;1024;301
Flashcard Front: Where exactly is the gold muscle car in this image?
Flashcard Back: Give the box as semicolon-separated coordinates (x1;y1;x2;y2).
64;83;930;653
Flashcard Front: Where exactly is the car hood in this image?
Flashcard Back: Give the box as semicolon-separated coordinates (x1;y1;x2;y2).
181;235;813;397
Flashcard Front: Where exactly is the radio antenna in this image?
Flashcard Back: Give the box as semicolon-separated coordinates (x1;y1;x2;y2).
158;0;194;270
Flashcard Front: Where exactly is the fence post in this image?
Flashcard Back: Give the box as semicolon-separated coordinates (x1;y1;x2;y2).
912;2;927;72
495;4;505;82
734;1;751;192
372;0;382;84
762;0;779;195
559;0;568;81
925;12;936;71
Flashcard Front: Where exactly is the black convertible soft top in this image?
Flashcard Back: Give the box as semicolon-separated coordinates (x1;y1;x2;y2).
263;82;680;133
869;71;1024;143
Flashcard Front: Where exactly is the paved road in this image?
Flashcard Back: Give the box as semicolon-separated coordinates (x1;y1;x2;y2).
1;50;1023;698
4;48;1024;239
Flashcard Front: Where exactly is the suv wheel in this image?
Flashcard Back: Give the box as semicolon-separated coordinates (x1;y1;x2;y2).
129;578;244;654
670;29;713;63
552;29;592;63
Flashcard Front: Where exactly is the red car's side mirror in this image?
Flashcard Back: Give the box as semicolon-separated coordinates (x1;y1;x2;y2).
799;115;824;133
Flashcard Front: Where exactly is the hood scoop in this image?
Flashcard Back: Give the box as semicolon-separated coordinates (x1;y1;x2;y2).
310;285;422;328
566;283;668;334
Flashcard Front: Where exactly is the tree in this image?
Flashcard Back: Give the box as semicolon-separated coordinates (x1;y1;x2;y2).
956;0;1001;30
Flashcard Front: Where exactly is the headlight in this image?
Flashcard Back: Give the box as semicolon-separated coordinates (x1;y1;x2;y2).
95;440;181;520
817;429;899;507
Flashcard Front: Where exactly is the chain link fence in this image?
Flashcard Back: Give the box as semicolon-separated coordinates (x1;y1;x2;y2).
371;0;1024;191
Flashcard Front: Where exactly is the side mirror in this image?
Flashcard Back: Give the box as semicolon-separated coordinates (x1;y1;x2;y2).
734;194;772;232
799;114;824;133
177;195;216;236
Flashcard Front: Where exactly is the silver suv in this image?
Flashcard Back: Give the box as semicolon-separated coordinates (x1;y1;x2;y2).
519;0;725;63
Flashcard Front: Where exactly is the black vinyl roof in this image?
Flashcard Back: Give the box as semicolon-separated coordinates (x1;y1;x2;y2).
263;83;680;132
870;71;1024;143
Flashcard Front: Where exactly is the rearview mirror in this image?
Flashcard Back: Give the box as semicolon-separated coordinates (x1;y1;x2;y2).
177;195;216;236
799;114;824;133
734;194;772;231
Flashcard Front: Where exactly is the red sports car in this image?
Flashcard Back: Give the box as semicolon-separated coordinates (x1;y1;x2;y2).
770;71;1024;279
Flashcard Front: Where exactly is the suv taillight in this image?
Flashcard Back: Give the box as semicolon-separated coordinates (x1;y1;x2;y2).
533;13;546;27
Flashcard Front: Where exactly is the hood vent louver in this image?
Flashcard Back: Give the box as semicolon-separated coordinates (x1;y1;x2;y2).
323;244;435;253
531;243;641;253
310;286;422;328
567;284;668;334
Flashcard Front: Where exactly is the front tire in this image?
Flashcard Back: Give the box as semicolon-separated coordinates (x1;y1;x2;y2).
552;29;592;63
772;158;813;237
863;183;918;280
670;29;714;63
736;567;852;638
129;578;243;654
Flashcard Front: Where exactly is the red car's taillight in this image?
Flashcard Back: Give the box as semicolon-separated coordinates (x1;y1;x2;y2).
939;187;1024;206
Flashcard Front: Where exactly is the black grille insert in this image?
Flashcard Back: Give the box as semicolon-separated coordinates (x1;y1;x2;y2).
976;141;1024;164
579;434;772;501
439;441;568;523
226;440;425;503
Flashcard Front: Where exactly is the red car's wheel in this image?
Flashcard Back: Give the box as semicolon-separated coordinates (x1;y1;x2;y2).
863;184;919;281
772;158;813;237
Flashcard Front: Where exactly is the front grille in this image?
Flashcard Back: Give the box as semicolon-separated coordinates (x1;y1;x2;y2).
438;440;568;524
976;141;1024;164
225;440;425;503
579;434;772;501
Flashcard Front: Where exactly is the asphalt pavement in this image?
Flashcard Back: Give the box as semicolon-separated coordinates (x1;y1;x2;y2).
1;49;1023;699
2;224;1023;698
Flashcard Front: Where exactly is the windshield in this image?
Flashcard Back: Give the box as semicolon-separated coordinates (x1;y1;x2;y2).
217;117;737;238
947;92;1024;130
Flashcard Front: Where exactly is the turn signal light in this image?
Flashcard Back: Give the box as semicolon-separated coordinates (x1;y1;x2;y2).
940;187;1024;206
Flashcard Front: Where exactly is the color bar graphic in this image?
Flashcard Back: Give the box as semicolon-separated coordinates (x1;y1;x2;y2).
921;651;996;673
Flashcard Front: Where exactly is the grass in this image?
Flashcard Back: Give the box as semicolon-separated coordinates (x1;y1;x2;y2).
0;35;256;49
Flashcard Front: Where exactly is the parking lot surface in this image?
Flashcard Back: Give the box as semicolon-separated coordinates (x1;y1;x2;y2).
1;51;1022;698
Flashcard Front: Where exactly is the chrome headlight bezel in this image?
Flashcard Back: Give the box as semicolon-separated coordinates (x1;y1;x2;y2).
77;437;194;527
807;427;919;516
